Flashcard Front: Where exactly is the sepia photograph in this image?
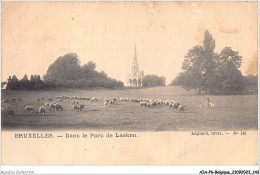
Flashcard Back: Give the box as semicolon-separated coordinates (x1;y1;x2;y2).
1;1;258;169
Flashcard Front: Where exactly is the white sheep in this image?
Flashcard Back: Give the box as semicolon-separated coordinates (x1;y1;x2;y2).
90;97;97;103
45;102;50;107
140;101;146;107
25;106;35;112
199;103;205;108
178;105;185;112
50;103;56;111
72;100;79;105
209;103;215;107
39;106;46;115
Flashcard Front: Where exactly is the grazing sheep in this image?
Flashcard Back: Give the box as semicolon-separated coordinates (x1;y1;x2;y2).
11;98;16;102
45;102;50;107
178;105;185;112
104;101;107;105
209;103;215;107
132;98;138;102
73;104;80;111
2;99;9;104
48;98;52;102
151;101;157;107
169;103;173;109
39;106;46;115
55;103;63;111
169;102;180;110
140;101;146;107
25;106;35;112
1;107;6;116
2;105;14;116
200;102;214;108
72;100;79;105
174;103;180;109
79;104;84;111
90;97;97;103
145;102;151;108
199;103;205;108
50;103;56;111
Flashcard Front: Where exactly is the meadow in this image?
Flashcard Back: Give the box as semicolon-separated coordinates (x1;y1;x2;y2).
1;86;258;131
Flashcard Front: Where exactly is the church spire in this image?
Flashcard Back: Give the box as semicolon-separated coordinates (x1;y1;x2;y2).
132;45;139;76
128;45;144;87
133;45;137;64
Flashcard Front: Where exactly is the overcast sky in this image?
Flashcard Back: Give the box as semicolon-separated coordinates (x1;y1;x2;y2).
2;1;258;84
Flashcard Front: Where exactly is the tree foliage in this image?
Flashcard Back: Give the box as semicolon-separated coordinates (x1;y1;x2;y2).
6;74;45;90
43;53;124;88
44;53;81;82
5;53;124;90
171;30;245;95
143;74;166;87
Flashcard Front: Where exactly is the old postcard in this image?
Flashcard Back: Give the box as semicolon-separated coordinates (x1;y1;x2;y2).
1;1;258;167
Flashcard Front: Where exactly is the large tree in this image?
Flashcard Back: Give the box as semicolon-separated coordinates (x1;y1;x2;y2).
178;30;217;94
6;75;20;90
43;53;124;88
181;45;205;92
174;30;244;94
211;47;244;94
143;74;166;87
43;53;81;83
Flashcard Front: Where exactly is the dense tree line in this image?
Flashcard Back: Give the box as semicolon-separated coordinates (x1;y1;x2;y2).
143;74;166;87
242;75;258;94
169;30;253;95
43;53;124;88
5;75;47;90
4;53;124;90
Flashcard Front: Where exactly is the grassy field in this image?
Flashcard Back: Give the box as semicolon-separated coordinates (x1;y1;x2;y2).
1;86;258;131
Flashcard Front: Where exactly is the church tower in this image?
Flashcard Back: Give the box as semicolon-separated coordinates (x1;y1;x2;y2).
128;46;144;87
131;46;139;77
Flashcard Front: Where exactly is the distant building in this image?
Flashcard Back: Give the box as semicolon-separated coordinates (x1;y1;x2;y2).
127;46;144;87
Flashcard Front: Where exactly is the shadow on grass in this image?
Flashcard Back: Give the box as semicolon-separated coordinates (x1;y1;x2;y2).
81;109;101;112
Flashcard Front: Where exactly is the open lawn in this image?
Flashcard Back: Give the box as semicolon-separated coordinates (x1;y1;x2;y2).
1;86;258;131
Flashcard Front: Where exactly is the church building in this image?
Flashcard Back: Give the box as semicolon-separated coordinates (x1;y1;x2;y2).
127;46;144;87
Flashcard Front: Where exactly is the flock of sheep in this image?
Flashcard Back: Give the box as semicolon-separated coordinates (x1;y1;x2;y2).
1;96;98;117
2;94;216;118
119;98;185;112
1;94;188;117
